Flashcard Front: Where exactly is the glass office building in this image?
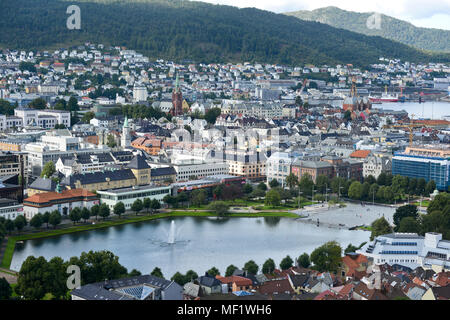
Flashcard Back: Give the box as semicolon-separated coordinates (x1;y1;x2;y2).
392;153;450;191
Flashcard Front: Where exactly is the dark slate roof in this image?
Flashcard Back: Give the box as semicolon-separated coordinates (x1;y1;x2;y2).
61;169;135;187
28;177;57;191
151;167;177;177
71;284;133;300
111;151;134;162
100;274;174;290
71;275;179;300
288;274;310;288
127;155;150;170
199;275;222;288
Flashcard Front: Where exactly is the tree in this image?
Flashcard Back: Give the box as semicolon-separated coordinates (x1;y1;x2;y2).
99;203;110;220
5;219;14;234
81;207;91;222
128;269;142;277
185;270;198;283
262;258;276;274
131;199;143;216
398;217;421;233
40;161;56;178
29;213;43;230
393;205;419;230
364;175;377;185
150;199;161;213
15;256;50;300
0;277;12;300
171;272;186;286
370;217;393;241
344;244;358;255
348;181;363;200
310;241;342;272
416;178;426;196
14;215;27;233
204;107;221;124
265;189;281;207
425;180;437;195
285;174;299;190
90;204;100;220
243;183;253;194
206;267;220;277
297;253;310;268
243;260;259;275
106;134;117;148
67;250;128;285
257;182;267;191
299;174;314;197
315;175;329;194
49;211;62;229
151;267;164;279
269;179;280;189
28;97;47;110
143;198;151;213
225;264;238;277
113;202;125;219
207;201;230;216
163;195;178;208
377;172;388;186
344;110;352;121
69;207;82;225
191;189;207;206
81;111;95;123
280;255;294;270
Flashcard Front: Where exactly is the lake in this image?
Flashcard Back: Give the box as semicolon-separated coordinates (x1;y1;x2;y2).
374;101;450;120
10;215;371;278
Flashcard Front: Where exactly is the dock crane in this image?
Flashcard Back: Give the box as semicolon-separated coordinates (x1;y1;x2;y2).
383;114;427;147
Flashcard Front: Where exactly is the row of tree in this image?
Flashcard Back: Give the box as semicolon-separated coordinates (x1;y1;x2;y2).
168;241;345;286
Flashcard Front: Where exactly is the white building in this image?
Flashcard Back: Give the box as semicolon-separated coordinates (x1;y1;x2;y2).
266;152;294;187
0;199;24;220
24;130;110;176
97;184;171;211
13;107;70;129
133;83;148;103
363;155;392;179
172;162;229;182
357;232;450;272
23;188;99;219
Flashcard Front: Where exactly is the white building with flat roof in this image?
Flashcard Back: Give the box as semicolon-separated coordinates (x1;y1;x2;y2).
357;232;450;272
97;184;171;211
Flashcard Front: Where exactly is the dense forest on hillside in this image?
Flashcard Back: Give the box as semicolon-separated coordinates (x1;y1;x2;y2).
285;6;450;53
0;0;449;66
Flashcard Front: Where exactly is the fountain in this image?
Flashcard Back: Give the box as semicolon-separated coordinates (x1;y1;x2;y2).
168;220;176;244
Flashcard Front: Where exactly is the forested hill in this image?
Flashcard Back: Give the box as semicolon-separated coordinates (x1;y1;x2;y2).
0;0;449;66
285;6;450;53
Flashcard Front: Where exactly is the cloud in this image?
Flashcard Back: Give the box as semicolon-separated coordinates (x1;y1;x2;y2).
199;0;450;29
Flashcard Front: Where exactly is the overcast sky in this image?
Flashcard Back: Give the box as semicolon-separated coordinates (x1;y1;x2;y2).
199;0;450;30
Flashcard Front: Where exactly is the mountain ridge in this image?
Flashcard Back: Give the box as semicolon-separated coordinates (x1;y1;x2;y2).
0;0;449;66
285;6;450;53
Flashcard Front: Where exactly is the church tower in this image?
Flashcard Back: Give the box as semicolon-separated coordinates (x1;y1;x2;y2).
121;116;131;148
170;73;183;116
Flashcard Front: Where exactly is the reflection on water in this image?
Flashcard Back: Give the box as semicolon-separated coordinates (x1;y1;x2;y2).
11;216;370;277
264;216;281;227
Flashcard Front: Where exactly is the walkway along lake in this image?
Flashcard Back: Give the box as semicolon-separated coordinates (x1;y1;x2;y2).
9;205;391;277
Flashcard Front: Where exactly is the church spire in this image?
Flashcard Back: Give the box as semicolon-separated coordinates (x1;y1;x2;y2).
175;73;180;92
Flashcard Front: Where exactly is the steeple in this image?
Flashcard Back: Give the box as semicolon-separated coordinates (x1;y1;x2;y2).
123;116;129;128
175;73;180;93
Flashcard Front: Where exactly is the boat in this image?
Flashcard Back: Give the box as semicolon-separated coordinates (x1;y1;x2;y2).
369;86;404;103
